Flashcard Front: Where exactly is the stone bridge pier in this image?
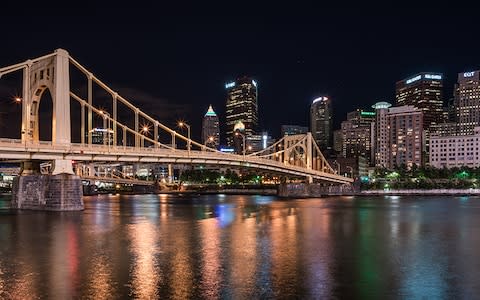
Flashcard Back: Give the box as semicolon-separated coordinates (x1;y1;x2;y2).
12;160;84;211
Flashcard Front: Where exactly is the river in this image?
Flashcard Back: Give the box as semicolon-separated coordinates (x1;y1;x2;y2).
0;194;479;299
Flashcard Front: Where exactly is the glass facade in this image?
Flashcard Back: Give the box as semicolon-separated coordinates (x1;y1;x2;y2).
202;105;220;148
225;77;258;146
310;96;332;153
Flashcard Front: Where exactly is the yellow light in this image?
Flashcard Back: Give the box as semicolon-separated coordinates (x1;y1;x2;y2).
14;97;21;103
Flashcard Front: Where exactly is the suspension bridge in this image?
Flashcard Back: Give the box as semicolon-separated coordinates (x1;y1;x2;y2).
0;49;352;210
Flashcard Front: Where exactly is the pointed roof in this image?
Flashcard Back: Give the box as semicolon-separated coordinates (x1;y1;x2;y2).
205;105;217;117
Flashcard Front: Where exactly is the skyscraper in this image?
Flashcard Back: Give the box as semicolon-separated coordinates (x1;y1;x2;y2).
202;104;220;149
341;109;375;162
310;96;332;153
395;72;443;129
225;77;258;146
454;70;480;135
372;101;392;168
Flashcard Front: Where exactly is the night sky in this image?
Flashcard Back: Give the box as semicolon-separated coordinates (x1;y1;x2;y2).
1;3;479;141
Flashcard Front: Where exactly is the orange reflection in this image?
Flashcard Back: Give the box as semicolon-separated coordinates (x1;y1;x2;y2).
128;222;160;298
199;218;221;298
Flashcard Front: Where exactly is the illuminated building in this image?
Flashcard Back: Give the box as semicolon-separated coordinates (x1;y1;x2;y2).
310;96;332;153
225;77;258;146
430;126;480;169
201;104;220;148
86;128;114;145
387;106;423;169
333;129;343;154
395;72;443;129
372;102;392;168
281;125;308;136
454;70;480;135
246;132;275;153
341;109;375;163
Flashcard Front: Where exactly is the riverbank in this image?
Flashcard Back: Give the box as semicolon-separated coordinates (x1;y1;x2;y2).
359;189;480;196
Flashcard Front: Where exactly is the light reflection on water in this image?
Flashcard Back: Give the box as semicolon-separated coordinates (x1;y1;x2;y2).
0;194;480;298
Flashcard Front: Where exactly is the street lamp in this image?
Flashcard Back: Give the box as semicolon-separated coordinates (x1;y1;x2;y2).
141;124;150;148
14;96;22;103
178;121;191;154
203;136;214;150
235;131;246;160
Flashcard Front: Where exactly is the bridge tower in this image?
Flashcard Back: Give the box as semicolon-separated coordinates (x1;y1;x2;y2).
12;49;83;211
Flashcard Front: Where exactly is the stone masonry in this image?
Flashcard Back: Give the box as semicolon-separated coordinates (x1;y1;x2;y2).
12;174;84;211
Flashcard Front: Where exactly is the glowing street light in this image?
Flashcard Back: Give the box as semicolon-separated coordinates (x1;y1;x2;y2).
14;96;22;103
203;136;214;150
178;121;191;154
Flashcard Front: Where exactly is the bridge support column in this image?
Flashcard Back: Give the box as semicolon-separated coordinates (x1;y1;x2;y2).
12;159;84;211
52;159;74;175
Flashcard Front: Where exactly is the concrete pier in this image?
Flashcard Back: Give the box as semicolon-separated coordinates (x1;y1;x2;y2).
12;174;84;211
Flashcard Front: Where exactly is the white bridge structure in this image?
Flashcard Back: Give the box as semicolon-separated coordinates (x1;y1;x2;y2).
0;49;352;185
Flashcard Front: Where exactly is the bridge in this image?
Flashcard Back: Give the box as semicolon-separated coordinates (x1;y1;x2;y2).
0;49;352;210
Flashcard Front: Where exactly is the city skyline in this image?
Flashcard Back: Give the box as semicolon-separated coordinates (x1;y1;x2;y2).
0;5;479;140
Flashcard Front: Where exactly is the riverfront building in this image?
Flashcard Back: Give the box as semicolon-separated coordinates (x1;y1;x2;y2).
454;70;480;135
341;109;375;162
225;77;258;146
430;126;480;169
202;105;220;148
372;102;392;168
310;96;332;153
395;72;443;129
387;106;424;169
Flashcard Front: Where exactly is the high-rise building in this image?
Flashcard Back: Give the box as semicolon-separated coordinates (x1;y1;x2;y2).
310;96;332;153
395;72;443;129
333;129;343;154
372;102;392;168
225;77;258;146
281;125;308;136
341;109;375;162
387;106;423;169
202;104;220;148
454;70;480;135
246;132;275;153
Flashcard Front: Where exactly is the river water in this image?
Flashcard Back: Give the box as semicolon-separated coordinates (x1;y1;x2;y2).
0;194;479;299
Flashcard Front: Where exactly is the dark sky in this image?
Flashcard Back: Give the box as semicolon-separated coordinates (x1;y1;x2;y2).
0;2;479;141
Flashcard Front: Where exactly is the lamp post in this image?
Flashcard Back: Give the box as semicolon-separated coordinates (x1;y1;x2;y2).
203;136;214;151
235;131;246;160
178;121;191;155
141;125;149;148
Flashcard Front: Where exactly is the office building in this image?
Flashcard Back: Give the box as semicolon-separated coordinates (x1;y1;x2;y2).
310;96;332;153
202;104;220;148
454;70;480;135
87;128;114;145
430;126;480;169
395;72;443;128
333;129;343;154
281;125;308;136
372;102;392;168
225;77;258;146
387;106;423;169
341;109;375;162
246;132;275;153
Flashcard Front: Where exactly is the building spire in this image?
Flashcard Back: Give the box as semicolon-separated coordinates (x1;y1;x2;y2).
205;104;217;117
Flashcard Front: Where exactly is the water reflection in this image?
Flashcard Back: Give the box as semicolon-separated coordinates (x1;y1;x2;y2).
1;194;480;298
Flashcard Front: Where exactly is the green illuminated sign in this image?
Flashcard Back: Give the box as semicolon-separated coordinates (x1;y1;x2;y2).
361;111;376;116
